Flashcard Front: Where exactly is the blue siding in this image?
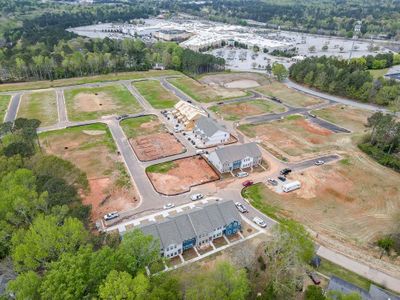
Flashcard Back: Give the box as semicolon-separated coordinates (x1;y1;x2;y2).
232;160;241;170
182;237;196;250
224;221;241;236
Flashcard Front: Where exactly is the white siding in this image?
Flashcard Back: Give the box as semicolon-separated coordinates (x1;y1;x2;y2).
163;243;183;258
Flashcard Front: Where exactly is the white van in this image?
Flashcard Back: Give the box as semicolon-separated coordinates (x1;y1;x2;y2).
282;181;301;193
236;171;249;178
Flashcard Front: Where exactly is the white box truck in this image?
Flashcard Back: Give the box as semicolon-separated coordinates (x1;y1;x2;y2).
282;181;301;193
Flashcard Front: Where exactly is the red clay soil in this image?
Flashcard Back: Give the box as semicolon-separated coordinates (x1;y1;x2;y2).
295;119;332;136
130;133;185;161
147;156;219;195
83;178;138;221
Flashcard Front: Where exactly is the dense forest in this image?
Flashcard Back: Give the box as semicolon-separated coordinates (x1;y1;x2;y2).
166;0;400;39
289;54;400;107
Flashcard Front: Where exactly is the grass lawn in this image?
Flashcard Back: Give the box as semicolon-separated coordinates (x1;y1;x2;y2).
149;259;166;274
312;105;371;132
120;115;164;139
168;76;247;103
369;68;389;79
210;99;285;121
146;161;177;173
0;70;181;93
256;81;323;107
64;84;142;121
133;80;179;109
0;95;11;121
39;123;117;178
316;258;372;291
17;91;58;126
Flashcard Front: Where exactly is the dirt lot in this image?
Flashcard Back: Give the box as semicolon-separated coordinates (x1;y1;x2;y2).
200;72;271;88
210;99;286;121
121;115;185;161
239;115;341;161
64;84;142;121
18;91;58;126
146;156;219;195
313;104;372;132
168;76;247;103
256;81;324;107
40;124;138;221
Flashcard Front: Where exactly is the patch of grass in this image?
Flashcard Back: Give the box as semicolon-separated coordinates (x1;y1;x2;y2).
149;259;165;274
134;80;179;109
316;258;372;291
285;114;303;121
0;70;181;93
120;115;164;139
115;162;132;188
256;81;323;107
369;68;389;79
65;84;142;121
237;124;257;138
241;183;281;220
339;158;351;166
0;95;11;121
210;99;285;121
17;91;58;126
146;161;177;173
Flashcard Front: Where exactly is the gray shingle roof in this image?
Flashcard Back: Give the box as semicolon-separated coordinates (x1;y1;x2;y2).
369;285;400;300
214;142;262;163
139;200;242;248
195;116;227;137
327;276;370;300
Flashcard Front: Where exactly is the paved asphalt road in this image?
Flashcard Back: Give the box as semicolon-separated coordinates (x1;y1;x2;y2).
4;93;21;122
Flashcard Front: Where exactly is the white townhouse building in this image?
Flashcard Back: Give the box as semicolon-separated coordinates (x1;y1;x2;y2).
193;117;230;147
207;142;262;173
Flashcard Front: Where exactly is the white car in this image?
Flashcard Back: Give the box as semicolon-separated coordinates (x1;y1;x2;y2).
190;193;204;201
253;217;267;228
315;160;325;166
235;202;248;213
196;149;205;155
235;171;249;178
104;211;119;221
163;203;175;209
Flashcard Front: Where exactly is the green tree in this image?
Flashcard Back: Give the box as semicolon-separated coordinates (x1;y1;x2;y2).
11;214;89;272
377;236;394;258
99;271;150;300
272;63;288;82
6;271;42;300
116;229;160;276
185;261;250;300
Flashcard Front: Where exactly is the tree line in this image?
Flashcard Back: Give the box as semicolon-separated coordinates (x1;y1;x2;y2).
289;54;400;107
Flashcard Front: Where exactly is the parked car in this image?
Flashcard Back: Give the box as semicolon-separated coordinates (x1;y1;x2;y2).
280;168;292;176
278;175;286;182
163;203;175;209
174;128;182;133
236;171;249;178
315;160;325;166
242;180;254;187
190;193;204;201
253;217;267;228
267;178;278;186
235;202;248;213
308;272;321;285
186;100;192;103
271;96;282;103
196;149;205;154
309;113;317;118
104;211;119;221
217;102;224;105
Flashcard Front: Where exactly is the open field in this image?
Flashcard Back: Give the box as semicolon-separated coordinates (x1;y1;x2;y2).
0;70;180;93
168;76;247;103
0;95;10;121
133;80;179;109
121;116;185;161
312;105;372;132
239;115;340;160
256;81;324;107
64;84;141;121
17;91;58;126
199;72;271;88
40;124;138;221
146;156;219;195
210;99;286;121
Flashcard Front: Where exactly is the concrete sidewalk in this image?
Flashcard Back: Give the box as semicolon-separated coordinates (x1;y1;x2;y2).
317;246;400;293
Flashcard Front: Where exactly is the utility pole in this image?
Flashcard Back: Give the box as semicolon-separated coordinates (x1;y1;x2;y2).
349;21;362;59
